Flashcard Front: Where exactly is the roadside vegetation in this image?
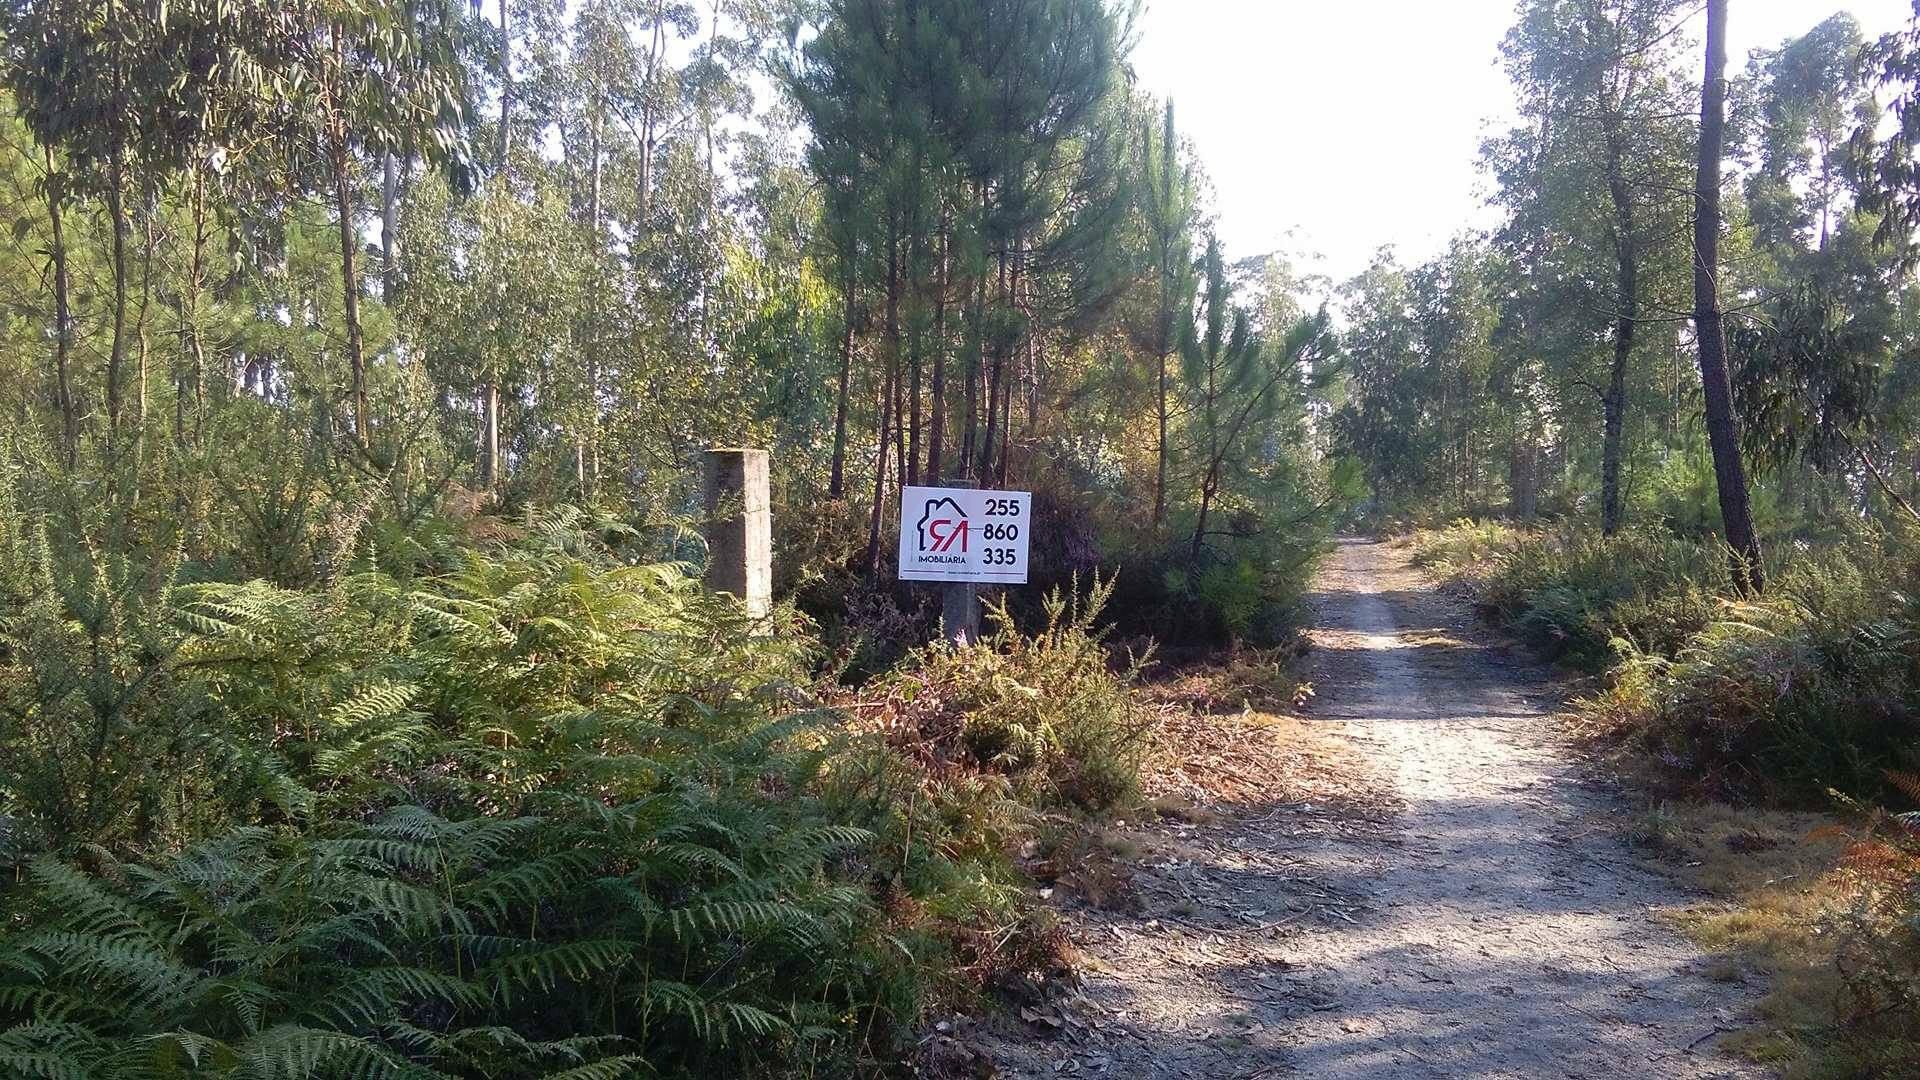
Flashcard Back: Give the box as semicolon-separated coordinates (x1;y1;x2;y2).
0;0;1346;1074
1323;0;1920;1070
0;482;1329;1077
7;0;1920;1073
1413;519;1920;1075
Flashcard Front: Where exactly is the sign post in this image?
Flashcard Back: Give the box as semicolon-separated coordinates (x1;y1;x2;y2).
897;483;1030;646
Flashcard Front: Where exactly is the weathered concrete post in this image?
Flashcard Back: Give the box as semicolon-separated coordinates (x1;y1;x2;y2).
943;575;981;647
940;478;981;646
702;448;772;621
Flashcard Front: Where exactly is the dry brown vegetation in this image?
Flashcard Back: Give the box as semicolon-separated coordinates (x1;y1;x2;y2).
1137;652;1399;820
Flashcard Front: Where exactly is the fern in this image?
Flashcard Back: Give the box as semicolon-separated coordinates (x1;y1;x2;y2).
0;542;997;1077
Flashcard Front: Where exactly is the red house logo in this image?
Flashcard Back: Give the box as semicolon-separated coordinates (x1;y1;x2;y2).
915;497;969;554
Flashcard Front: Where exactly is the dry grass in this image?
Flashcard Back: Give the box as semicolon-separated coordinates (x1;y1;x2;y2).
1134;651;1399;821
1625;798;1903;1075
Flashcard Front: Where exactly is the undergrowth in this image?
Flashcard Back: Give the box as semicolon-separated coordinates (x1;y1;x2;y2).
859;575;1152;814
1414;520;1724;665
0;507;1139;1078
1416;518;1920;1074
1823;791;1920;1076
1413;519;1920;804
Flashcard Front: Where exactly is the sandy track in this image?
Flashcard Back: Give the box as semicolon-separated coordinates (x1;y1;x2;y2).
980;538;1765;1078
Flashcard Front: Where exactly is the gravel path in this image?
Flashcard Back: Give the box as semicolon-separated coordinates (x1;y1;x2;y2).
979;538;1766;1078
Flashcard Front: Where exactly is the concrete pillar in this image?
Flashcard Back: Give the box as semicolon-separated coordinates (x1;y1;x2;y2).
942;575;981;647
702;448;772;620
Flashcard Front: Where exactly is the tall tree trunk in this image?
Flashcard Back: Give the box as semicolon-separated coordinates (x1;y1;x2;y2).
588;108;603;235
105;150;129;463
178;167;209;452
382;153;401;298
133;204;155;501
886;227;905;496
995;345;1014;486
637;15;662;229
327;31;370;450
829;260;855;498
583;107;604;494
1149;101;1181;530
45;149;77;470
701;0;719;208
960;220;986;477
980;349;1003;481
864;348;895;575
480;382;501;489
927;222;949;481
1013;237;1033;475
1693;0;1764;593
1153;289;1171;528
333;146;369;448
1190;335;1222;562
1601;124;1635;537
906;240;923;489
979;248;1007;478
101;4;130;467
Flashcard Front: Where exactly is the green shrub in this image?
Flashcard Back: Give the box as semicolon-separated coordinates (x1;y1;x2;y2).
1408;518;1521;577
0;798;896;1079
1417;520;1920;803
1587;542;1920;803
1417;521;1724;666
1100;541;1319;651
1018;457;1330;652
0;517;1025;1077
872;576;1151;812
0;501;246;854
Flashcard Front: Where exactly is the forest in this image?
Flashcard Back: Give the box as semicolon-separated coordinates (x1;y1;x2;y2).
0;0;1917;1076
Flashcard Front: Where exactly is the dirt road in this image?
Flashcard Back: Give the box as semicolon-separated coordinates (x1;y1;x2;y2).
983;538;1764;1078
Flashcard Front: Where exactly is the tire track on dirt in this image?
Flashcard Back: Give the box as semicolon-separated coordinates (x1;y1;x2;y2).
978;537;1765;1078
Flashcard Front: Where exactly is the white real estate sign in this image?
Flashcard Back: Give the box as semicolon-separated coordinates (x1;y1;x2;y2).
897;485;1031;584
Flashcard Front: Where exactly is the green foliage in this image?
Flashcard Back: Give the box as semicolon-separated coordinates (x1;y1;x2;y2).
1417;521;1723;665
0;476;230;854
874;576;1149;812
0;515;1027;1075
1421;519;1920;806
1130;540;1320;650
1407;518;1520;576
1590;541;1920;803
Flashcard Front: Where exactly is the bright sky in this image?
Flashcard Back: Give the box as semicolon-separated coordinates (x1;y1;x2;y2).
1129;0;1918;287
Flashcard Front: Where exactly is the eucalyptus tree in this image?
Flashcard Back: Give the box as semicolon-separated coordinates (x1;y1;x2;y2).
1732;13;1916;527
2;0;176;468
1744;13;1873;259
1856;6;1920;268
262;0;472;452
1490;0;1697;535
